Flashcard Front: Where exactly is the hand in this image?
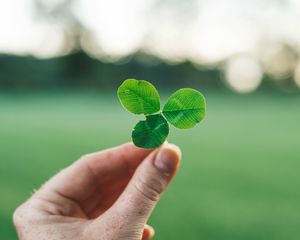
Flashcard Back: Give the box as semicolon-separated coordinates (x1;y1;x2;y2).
13;142;181;240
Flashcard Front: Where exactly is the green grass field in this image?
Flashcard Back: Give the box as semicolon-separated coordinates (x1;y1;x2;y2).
1;91;300;240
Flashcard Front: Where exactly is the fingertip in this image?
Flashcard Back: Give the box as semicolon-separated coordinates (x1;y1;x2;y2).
142;225;155;240
147;225;155;236
153;143;181;176
120;142;154;154
163;143;182;161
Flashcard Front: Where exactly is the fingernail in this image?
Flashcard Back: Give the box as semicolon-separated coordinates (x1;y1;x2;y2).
154;146;180;176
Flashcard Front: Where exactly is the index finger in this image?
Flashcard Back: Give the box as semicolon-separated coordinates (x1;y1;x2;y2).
39;143;153;203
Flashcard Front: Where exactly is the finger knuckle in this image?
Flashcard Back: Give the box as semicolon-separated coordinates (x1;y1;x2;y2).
79;153;92;161
134;176;164;202
13;204;27;227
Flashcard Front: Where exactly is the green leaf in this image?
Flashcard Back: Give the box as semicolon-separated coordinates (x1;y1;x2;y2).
118;79;160;115
162;88;206;129
132;114;169;149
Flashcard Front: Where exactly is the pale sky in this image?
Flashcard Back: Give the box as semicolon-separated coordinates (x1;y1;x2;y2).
0;0;300;92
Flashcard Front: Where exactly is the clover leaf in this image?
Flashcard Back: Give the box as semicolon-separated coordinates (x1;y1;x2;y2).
118;79;160;115
162;88;206;129
132;114;169;149
118;79;206;149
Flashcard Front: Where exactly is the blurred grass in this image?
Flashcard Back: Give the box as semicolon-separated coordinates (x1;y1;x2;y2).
1;91;300;240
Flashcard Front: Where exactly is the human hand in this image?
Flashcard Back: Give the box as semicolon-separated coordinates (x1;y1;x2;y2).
13;142;181;240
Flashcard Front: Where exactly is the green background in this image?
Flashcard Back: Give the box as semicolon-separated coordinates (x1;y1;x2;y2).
1;91;299;240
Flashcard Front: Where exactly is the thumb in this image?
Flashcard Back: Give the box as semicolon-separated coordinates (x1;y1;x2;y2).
110;143;181;225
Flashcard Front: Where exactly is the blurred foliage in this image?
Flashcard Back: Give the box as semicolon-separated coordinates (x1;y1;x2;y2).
0;51;223;91
1;51;299;93
0;0;299;93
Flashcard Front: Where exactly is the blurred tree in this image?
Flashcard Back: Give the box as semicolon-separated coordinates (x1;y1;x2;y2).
34;0;83;52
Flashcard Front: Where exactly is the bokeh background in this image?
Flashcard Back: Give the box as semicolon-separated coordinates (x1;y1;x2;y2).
1;0;300;239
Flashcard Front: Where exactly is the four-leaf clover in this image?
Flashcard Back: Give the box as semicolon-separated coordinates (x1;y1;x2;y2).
118;79;206;149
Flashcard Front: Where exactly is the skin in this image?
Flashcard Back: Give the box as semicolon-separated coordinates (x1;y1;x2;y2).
13;142;181;240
